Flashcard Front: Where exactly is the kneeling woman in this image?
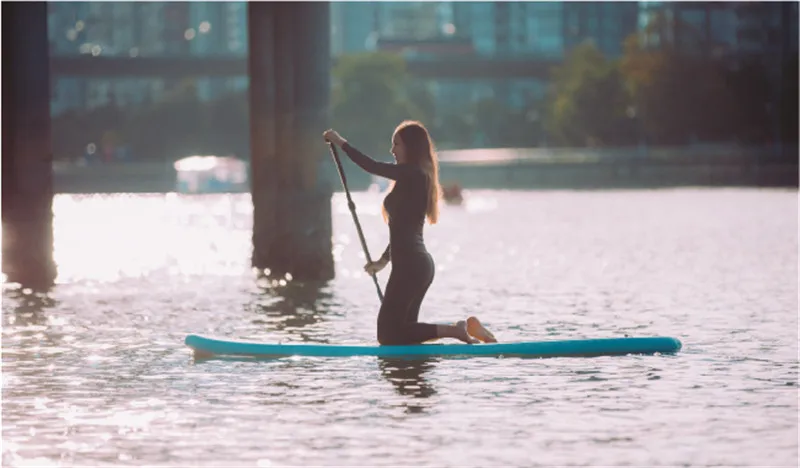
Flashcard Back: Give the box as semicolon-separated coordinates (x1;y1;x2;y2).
323;121;496;345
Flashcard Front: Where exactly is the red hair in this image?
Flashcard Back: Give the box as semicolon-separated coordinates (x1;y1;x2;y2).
382;120;441;224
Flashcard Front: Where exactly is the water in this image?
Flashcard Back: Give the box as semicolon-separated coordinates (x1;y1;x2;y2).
3;189;798;467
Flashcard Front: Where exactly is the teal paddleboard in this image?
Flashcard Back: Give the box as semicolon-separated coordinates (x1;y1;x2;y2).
184;334;682;359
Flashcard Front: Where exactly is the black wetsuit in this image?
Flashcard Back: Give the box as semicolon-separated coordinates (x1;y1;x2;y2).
342;142;438;345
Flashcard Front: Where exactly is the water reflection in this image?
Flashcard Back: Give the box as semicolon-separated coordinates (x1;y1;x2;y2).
378;357;439;414
2;285;57;327
249;279;337;343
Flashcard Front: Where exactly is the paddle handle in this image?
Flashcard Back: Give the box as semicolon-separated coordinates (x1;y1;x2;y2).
327;141;384;302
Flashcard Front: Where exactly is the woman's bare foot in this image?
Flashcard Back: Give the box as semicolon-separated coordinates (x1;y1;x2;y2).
437;321;480;344
455;320;480;344
467;316;497;343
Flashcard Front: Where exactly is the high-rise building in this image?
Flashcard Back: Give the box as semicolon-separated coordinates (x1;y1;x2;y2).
636;1;798;149
331;2;456;56
331;2;642;116
563;2;639;57
735;2;798;57
635;1;791;59
48;2;90;115
186;2;248;101
523;3;567;57
162;3;191;56
377;2;442;39
330;2;378;55
47;2;249;115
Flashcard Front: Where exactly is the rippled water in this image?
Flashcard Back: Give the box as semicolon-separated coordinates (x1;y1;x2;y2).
3;189;798;467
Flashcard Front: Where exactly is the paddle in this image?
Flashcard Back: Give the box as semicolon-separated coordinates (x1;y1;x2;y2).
327;141;384;302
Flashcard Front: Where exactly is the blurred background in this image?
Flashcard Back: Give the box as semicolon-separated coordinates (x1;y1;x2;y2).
48;1;799;192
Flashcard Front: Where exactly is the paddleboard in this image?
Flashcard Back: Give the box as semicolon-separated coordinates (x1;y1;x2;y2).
185;334;682;359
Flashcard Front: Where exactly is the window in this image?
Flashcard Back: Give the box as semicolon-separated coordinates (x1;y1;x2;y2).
680;8;707;40
475;37;494;55
525;3;564;57
709;9;736;46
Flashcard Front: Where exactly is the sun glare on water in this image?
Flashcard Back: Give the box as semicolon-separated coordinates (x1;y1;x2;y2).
51;193;253;283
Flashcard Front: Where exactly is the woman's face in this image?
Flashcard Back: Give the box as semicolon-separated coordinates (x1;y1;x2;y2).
391;133;407;164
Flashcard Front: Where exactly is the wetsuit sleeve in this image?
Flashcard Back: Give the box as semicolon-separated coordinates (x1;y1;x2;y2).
341;142;411;181
379;243;391;263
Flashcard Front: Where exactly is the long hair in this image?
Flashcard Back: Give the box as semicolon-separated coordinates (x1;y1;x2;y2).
382;120;441;224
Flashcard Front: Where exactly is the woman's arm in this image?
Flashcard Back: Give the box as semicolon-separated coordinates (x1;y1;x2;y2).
379;243;391;263
323;128;411;180
341;143;410;181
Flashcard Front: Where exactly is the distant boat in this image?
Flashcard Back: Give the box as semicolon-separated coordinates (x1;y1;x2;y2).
442;182;464;205
174;155;248;194
371;176;464;205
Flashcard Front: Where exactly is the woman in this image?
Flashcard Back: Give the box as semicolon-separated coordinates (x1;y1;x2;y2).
323;121;497;345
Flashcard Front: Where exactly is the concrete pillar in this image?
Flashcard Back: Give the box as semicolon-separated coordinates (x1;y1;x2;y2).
1;2;57;290
248;2;333;281
248;2;278;274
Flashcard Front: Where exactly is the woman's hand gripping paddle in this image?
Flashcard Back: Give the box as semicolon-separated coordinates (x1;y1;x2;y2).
326;141;384;302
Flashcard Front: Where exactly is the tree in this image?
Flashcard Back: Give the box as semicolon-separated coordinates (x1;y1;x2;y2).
404;79;437;129
780;54;799;147
436;107;475;149
331;52;432;157
544;41;633;147
619;13;745;146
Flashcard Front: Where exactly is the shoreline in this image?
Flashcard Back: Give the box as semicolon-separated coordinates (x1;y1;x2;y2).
52;161;799;194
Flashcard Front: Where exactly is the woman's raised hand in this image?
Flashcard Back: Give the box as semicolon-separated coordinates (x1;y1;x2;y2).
323;129;346;147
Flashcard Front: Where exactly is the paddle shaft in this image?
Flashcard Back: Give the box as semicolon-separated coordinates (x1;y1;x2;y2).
327;141;384;302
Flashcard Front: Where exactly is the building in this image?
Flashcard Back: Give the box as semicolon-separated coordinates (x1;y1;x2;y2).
563;2;639;58
331;2;642;117
187;2;249;101
734;2;798;58
48;2;249;116
330;2;378;56
635;1;799;60
331;2;455;55
48;2;90;115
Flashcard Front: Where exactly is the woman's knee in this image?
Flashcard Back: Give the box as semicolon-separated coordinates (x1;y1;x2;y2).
377;326;407;346
377;328;397;346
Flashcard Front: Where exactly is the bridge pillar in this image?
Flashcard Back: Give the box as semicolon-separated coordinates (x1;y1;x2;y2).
247;2;334;281
1;2;57;290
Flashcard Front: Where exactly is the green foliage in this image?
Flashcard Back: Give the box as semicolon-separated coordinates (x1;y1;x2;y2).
780;55;799;145
724;61;771;143
619;33;723;145
544;41;633;147
615;20;792;146
331;52;433;156
435;108;474;149
472;98;541;148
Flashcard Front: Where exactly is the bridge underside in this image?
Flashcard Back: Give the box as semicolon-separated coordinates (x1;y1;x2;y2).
2;2;336;289
49;55;557;80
